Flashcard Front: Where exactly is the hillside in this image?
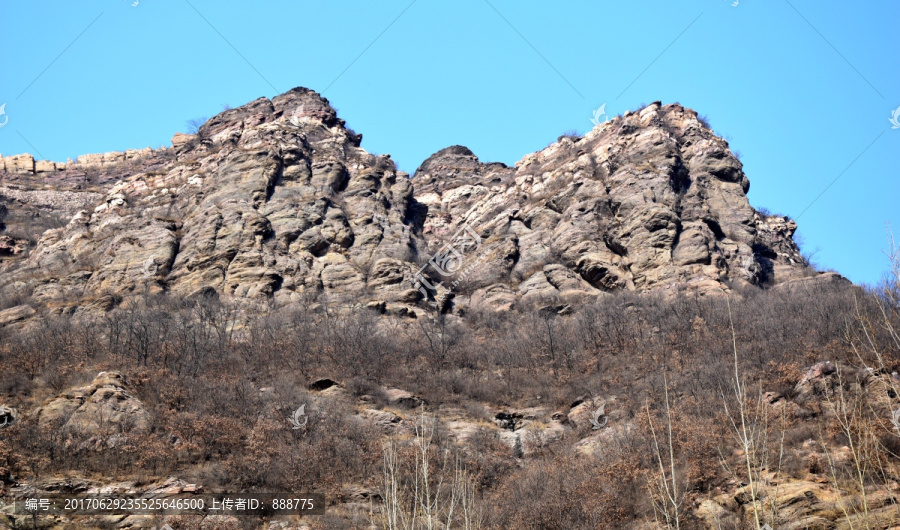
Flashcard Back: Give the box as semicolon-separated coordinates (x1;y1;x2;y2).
2;89;898;530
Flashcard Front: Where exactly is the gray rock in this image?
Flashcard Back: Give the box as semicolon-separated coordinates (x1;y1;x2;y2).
0;305;34;326
412;102;810;310
0;93;813;316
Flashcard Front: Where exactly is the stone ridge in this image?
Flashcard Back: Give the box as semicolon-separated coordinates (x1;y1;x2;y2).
0;148;155;174
411;102;811;312
0;87;820;318
1;140;178;271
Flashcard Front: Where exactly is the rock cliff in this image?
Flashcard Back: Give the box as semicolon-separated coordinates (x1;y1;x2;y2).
0;88;815;316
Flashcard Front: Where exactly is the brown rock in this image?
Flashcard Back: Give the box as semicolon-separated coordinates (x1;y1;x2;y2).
384;388;424;409
0;304;35;325
35;371;150;435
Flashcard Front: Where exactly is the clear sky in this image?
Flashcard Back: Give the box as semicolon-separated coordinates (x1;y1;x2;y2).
1;0;897;285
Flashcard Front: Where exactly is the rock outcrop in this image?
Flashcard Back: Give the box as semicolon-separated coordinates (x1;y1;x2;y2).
413;103;810;312
0;405;16;428
0;88;822;317
0;305;34;326
1;88;423;313
34;371;150;436
0;148;154;175
0;144;175;277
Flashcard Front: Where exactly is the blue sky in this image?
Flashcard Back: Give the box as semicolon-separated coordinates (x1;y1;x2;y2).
1;0;897;285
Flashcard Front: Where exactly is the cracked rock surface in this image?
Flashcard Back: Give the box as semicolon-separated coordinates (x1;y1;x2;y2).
0;89;818;316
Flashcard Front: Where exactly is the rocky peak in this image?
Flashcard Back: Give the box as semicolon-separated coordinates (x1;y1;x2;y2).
409;100;811;309
414;145;512;196
272;87;347;130
0;88;822;318
1;87;421;312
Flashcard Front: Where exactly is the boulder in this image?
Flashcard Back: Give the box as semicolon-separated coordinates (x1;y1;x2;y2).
695;499;739;529
361;408;402;431
0;235;28;257
0;305;34;326
35;371;150;436
34;160;60;173
494;411;525;431
794;361;839;400
773;271;852;292
3;154;35;174
171;132;198;151
567;397;615;430
0;405;16;428
384;388;424;409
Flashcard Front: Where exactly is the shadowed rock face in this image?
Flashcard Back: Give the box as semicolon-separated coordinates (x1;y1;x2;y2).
0;88;814;316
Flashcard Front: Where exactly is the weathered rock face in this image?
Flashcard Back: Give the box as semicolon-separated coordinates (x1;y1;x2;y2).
0;89;817;316
0;143;174;277
34;371;150;436
2;88;423;311
413;103;809;312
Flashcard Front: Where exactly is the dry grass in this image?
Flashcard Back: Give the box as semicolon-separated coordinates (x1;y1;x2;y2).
0;272;898;527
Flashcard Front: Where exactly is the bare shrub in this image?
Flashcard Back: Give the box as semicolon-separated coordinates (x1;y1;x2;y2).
185;116;208;135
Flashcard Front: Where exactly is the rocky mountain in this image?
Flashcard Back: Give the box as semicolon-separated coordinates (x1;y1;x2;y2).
0;90;891;529
0;87;816;318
